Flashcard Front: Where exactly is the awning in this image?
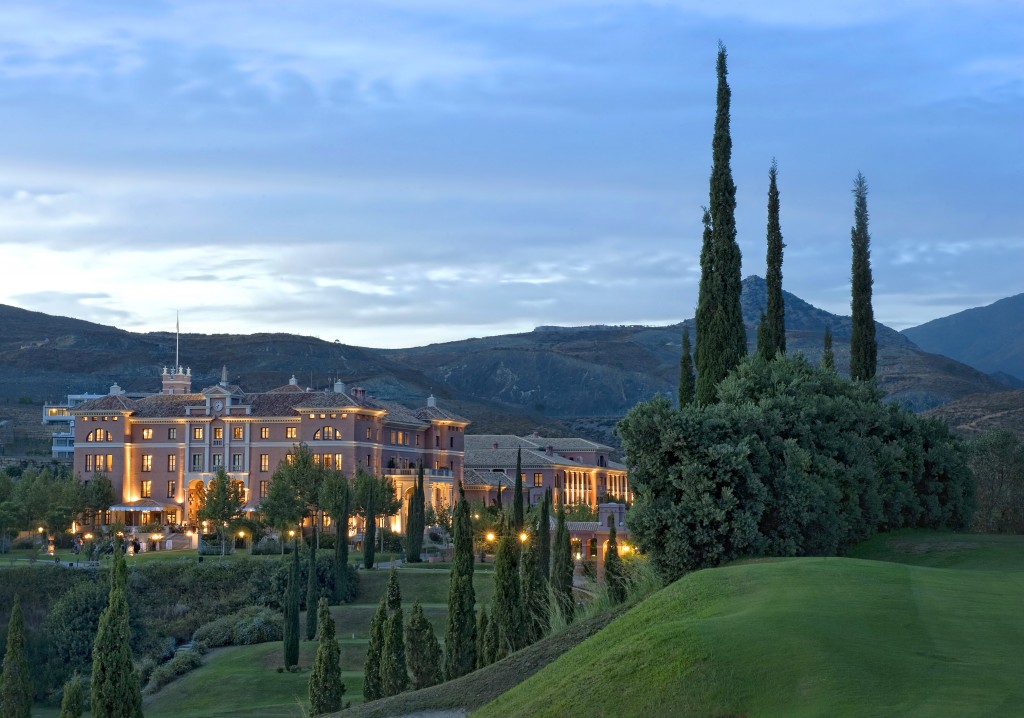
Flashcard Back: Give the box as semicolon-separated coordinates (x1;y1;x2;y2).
108;499;180;512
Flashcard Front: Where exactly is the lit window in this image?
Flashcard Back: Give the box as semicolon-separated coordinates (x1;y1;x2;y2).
168;428;177;440
141;455;153;472
286;427;297;439
260;454;269;472
366;427;372;439
167;455;177;472
334;454;343;471
260;427;269;439
312;454;321;465
260;480;269;499
193;427;204;440
534;472;543;487
214;427;224;440
390;430;397;444
167;480;176;498
142;428;153;440
141;480;152;498
85;455;93;472
233;427;243;440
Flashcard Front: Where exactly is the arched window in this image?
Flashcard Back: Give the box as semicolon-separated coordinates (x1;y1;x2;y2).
313;426;339;440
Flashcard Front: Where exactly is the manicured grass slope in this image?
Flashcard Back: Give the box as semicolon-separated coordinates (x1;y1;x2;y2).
478;533;1024;718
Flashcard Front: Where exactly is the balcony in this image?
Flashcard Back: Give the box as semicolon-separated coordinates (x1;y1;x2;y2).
384;468;454;479
212;439;224;447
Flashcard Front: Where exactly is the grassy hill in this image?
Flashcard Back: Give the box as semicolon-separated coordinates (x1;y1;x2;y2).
922;389;1024;439
475;532;1024;718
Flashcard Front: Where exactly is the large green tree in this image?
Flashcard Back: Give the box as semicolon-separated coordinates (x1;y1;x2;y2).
493;521;524;655
406;464;425;563
443;484;476;680
308;597;344;716
353;470;401;569
0;594;32;718
406;601;442;690
679;327;695;407
198;468;245;556
551;507;574;625
520;534;550;645
695;42;745;404
90;542;143;718
758;159;786;360
849;172;877;381
321;470;352;602
262;468;303;555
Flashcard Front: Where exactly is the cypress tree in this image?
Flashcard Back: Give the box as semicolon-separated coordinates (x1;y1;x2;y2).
520;536;550;645
443;483;476;680
381;570;407;696
363;482;377;570
475;605;489;669
405;602;442;690
679;327;695;407
822;327;836;371
551;507;575;625
283;537;300;668
493;521;524;655
59;672;84;718
90;542;143;718
756;310;769;361
604;519;628;605
695;42;745;404
484;605;501;664
363;596;386;702
849;172;877;381
495;477;503;511
406;464;425;563
760;159;786;360
0;594;32;718
512;448;524;532
537;489;551;585
306;536;319;641
308;598;344;716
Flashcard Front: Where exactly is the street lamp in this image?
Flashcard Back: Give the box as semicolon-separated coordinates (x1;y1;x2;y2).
519;531;529;544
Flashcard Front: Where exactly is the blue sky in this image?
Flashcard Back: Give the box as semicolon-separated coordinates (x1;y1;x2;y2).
0;1;1021;347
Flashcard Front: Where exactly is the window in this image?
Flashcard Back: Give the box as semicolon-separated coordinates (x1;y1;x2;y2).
233;426;244;440
260;427;269;439
101;454;112;472
167;455;177;472
366;427;372;439
334;454;343;471
390;430;397;444
534;472;543;487
213;427;224;440
85;455;93;472
141;455;153;472
286;427;297;439
141;480;152;498
193;427;204;440
259;480;269;499
450;436;455;448
416;435;421;447
435;436;440;447
366;454;372;467
232;453;243;471
167;480;176;498
260;454;269;472
322;453;332;469
142;428;153;440
168;427;177;440
191;454;203;471
212;454;224;468
312;454;321;465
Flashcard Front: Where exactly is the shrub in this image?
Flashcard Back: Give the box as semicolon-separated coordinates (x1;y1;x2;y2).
192;607;283;648
147;651;202;692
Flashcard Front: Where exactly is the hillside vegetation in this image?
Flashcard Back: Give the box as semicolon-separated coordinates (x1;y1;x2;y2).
477;532;1024;718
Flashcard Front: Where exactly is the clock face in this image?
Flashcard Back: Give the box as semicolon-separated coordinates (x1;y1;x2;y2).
213;401;224;411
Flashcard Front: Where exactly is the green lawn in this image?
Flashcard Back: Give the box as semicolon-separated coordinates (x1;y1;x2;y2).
476;532;1024;718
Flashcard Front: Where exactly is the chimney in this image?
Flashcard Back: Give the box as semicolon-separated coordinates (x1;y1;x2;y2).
546;445;554;456
289;375;298;386
334;380;346;394
109;383;123;396
492;441;499;450
353;387;365;401
427;394;437;408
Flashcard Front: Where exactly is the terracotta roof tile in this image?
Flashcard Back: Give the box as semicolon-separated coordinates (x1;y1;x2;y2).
72;395;139;413
462;468;514;488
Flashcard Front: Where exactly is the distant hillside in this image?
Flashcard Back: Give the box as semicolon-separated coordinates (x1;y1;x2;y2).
903;293;1024;381
0;278;1009;448
923;389;1024;439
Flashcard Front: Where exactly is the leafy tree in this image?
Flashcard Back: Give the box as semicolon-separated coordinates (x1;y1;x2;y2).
405;601;442;690
759;159;785;360
42;578;108;690
262;468;303;554
354;470;401;569
520;534;549;645
695;42;745;404
363;596;386;702
406;464;425;563
603;519;627;605
321;471;352;602
443;484;476;680
381;569;407;696
821;327;835;371
198;468;245;556
493;521;524;655
849;172;877;381
308;598;344;716
90;542;143;718
679;327;695;407
968;430;1024;533
0;594;32;718
83;474;115;526
551;507;574;625
283;538;300;668
59;672;84;718
512;448;524;532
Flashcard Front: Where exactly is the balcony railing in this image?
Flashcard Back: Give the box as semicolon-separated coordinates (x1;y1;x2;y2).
384;468;454;478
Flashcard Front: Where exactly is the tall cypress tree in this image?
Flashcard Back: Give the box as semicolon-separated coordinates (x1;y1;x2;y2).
308;598;344;715
0;594;32;718
678;327;695;407
520;536;549;646
381;569;407;696
551;507;574;625
443;483;476;679
407;464;425;563
759;159;786;360
849;172;877;380
405;601;442;690
537;489;551;585
305;536;319;641
59;672;84;718
493;520;524;655
512;448;524;532
363;481;377;570
484;606;500;664
475;605;489;670
283;536;300;668
603;519;627;605
90;542;143;718
695;42;745;404
363;596;386;702
822;327;836;371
